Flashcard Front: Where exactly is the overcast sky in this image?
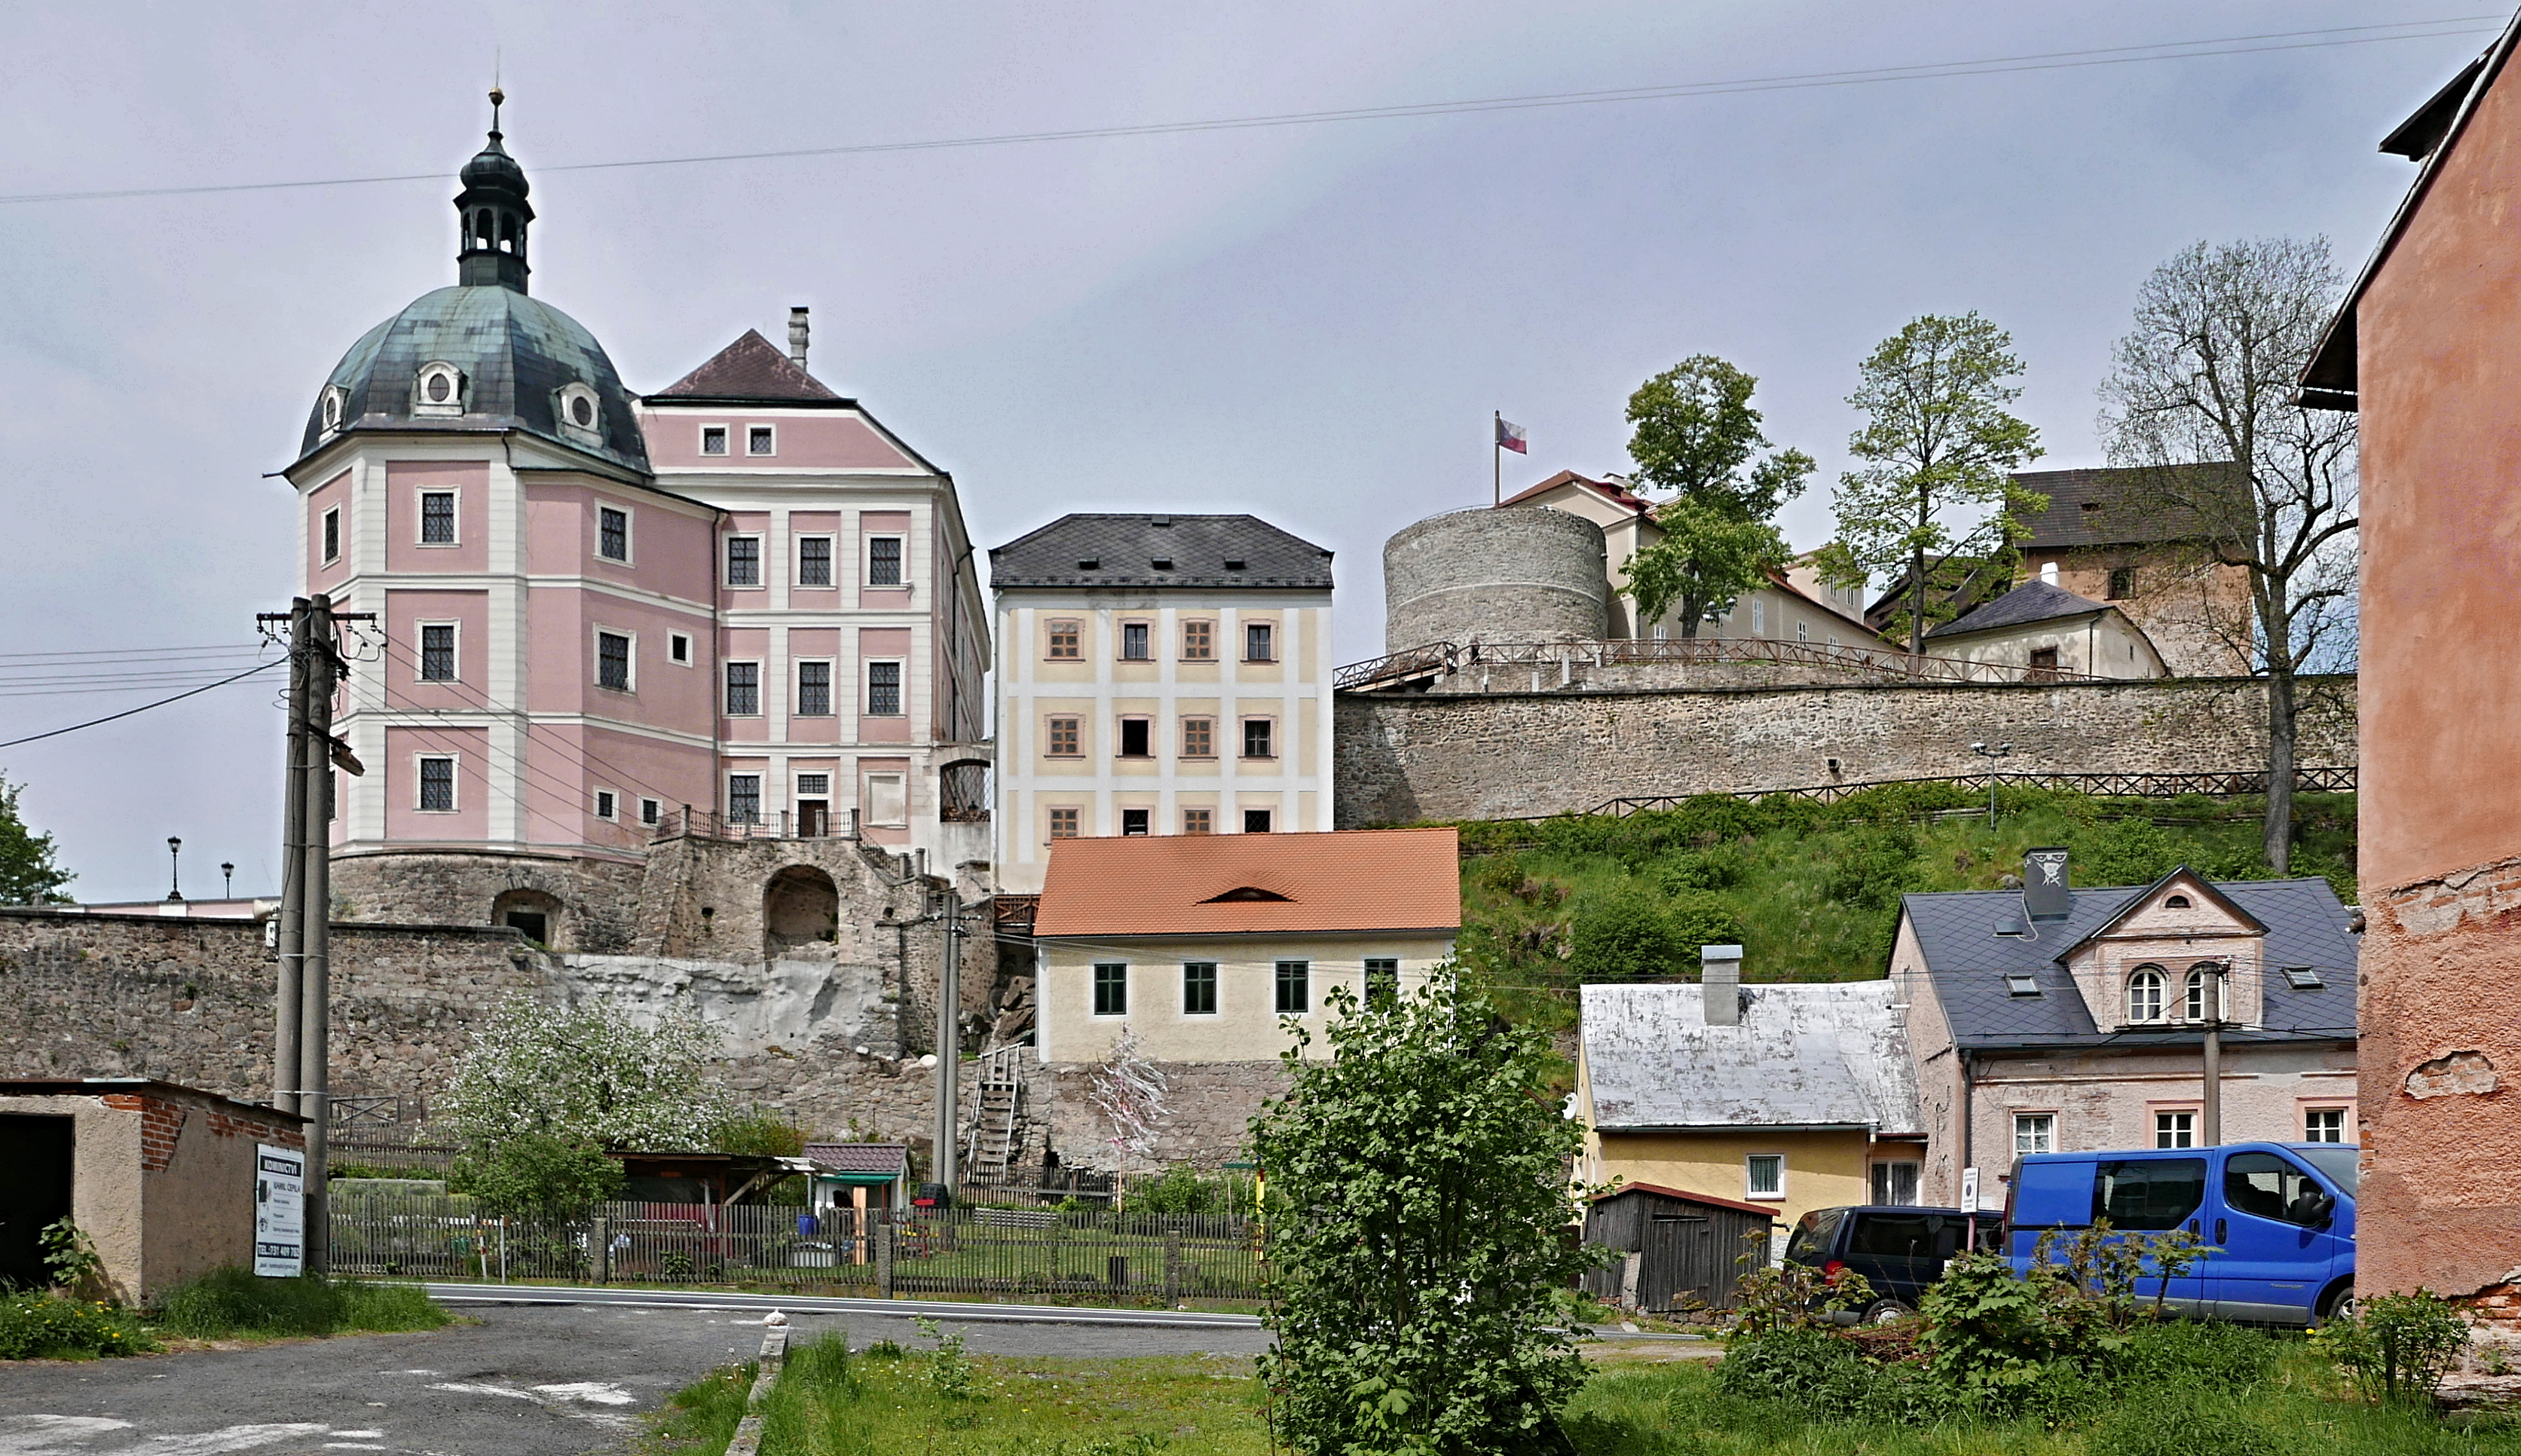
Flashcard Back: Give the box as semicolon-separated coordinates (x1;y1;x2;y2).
0;2;2485;900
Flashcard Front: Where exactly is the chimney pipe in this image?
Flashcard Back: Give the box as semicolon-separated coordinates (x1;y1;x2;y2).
787;306;810;372
1702;943;1743;1026
2023;847;2072;922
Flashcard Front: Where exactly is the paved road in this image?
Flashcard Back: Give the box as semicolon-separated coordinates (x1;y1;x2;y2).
419;1282;1264;1329
0;1302;1275;1456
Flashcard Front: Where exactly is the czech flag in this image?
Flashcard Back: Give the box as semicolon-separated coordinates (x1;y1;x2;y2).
1495;416;1528;454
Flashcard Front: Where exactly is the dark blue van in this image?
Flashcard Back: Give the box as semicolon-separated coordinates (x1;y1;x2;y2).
2002;1142;2357;1326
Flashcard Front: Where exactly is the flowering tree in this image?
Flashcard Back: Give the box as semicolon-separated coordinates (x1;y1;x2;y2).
1088;1029;1169;1197
439;996;733;1152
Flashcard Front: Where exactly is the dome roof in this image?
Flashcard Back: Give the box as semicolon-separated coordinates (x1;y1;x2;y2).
300;285;649;473
458;133;528;197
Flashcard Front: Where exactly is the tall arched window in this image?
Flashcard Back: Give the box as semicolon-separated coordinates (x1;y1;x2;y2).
2127;966;2165;1023
2185;964;2223;1022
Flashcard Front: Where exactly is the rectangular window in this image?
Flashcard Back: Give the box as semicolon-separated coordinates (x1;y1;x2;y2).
668;632;692;665
700;424;730;456
420;490;456;545
867;536;903;586
1244;808;1272;834
1871;1162;1923;1207
321;507;341;564
1746;1154;1785;1200
594;789;618;821
1093;963;1127;1017
866;661;903;716
2155;1112;2197;1149
598;506;629;562
1364;958;1399;1005
418;755;456;812
419;623;456;682
640;797;661;827
725;661;760;715
1118;717;1152;757
1182;962;1218;1016
2304;1108;2347;1143
1120;622;1150;660
1046;620;1081;659
728;774;763;824
725;537;762;586
798;536;833;586
597;631;632;691
1182;620;1213;660
2107;566;2137;600
1274;959;1309;1014
1795;621;1810;643
1752;598;1766;635
796;661;832;716
1242;719;1274;759
748;424;776;456
1183;808;1213;835
2014;1113;2054;1155
2094;1157;2208;1230
796;772;831;797
1047;716;1082;757
1121;808;1150;836
1182;717;1213;758
1048;807;1080;840
1244;621;1275;662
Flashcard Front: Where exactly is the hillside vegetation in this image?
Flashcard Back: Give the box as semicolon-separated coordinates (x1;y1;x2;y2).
1450;785;2357;1035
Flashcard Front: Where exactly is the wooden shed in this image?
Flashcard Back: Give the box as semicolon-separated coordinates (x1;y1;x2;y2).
1579;1182;1776;1312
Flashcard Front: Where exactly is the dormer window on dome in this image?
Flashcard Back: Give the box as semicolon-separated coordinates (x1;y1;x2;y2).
412;362;467;417
319;386;348;433
553;381;603;445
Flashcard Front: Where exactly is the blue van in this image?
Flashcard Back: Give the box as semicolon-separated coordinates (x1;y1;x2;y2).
2002;1142;2357;1326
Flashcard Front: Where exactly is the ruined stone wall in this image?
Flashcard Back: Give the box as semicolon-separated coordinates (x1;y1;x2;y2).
1033;1060;1287;1170
331;850;648;954
1336;674;2358;825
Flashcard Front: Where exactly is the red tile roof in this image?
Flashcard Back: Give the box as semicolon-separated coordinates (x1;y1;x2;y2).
1497;470;1654;516
1036;828;1461;938
650;329;841;402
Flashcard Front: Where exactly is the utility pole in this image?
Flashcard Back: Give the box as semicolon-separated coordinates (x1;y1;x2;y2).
2200;962;2227;1146
269;598;312;1130
935;891;962;1194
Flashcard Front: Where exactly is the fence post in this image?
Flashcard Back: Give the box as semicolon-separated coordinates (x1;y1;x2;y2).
875;1219;895;1299
592;1216;610;1284
1164;1233;1182;1307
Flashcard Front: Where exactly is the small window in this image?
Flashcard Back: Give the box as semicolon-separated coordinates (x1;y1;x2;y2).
1183;808;1212;835
2183;965;2221;1022
420;490;457;545
1121;808;1150;836
1046;716;1082;757
1120;622;1150;660
1093;963;1127;1017
668;632;692;665
2107;566;2136;600
1274;959;1309;1014
796;661;833;717
594;790;618;821
2003;974;2042;998
639;797;661;827
728;774;763;824
418;755;456;812
1045;620;1081;659
1182;620;1213;660
1048;807;1080;840
2126;967;2165;1024
1118;717;1152;757
2155;1111;2197;1149
1870;1161;1923;1207
798;536;834;586
1182;962;1218;1016
414;363;464;414
726;537;763;587
567;390;598;429
1745;1155;1785;1200
747;425;776;456
321;507;341;564
2282;965;2326;990
1244;808;1272;834
320;387;347;432
1182;717;1213;758
2165;895;2192;909
1364;957;1400;1005
419;623;457;682
867;536;904;586
796;772;831;797
1241;719;1274;759
598;506;629;562
866;661;903;717
2304;1108;2347;1142
596;631;632;692
725;661;760;715
1244;622;1275;662
2013;1112;2054;1155
700;425;730;456
1796;621;1810;643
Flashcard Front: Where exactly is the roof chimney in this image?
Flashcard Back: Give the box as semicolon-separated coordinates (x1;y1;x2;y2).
2039;560;2060;586
1702;943;1743;1026
787;306;810;372
2023;848;2071;922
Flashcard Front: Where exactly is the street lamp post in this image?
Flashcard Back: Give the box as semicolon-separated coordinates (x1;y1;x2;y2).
1969;742;2014;825
165;837;183;903
222;863;235;898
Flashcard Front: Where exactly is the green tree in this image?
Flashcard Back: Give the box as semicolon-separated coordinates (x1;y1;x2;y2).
1254;968;1602;1454
1825;314;2045;653
0;775;73;905
1567;881;1687;983
448;1132;626;1214
437;996;733;1155
1619;356;1815;636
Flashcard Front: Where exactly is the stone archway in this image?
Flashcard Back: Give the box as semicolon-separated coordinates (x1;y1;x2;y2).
763;866;840;957
492;888;567;948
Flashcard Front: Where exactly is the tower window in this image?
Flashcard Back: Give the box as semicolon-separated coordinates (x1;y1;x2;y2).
748;425;776;456
798;536;834;586
724;662;761;716
725;536;762;587
596;631;632;691
866;661;903;717
413;363;465;415
598;506;629;562
320;387;347;432
419;623;457;682
419;491;457;545
417;756;456;812
727;774;763;824
700;425;730;456
796;661;832;717
321;507;341;564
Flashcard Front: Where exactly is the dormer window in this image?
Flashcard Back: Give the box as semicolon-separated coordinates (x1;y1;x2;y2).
412;362;465;417
700;425;730;456
1202;886;1292;903
2127;965;2166;1023
320;386;348;433
553;382;603;445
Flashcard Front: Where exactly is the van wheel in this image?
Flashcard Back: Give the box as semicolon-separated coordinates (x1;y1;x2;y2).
1864;1300;1914;1325
2316;1283;2355;1326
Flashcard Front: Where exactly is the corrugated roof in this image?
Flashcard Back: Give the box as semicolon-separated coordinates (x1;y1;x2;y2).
990;513;1335;590
1923;580;2110;639
1899;876;2360;1048
2014;465;2250;550
647;329;845;404
803;1142;908;1175
1035;828;1460;938
1580;981;1922;1135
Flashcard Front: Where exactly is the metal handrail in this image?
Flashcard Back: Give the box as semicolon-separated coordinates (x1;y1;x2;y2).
1578;765;2358;818
1336;635;2114;690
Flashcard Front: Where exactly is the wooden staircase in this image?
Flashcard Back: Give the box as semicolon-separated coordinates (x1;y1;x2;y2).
962;1044;1029;1182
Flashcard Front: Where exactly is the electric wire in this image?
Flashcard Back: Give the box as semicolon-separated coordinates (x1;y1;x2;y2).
0;657;286;750
0;18;2495;207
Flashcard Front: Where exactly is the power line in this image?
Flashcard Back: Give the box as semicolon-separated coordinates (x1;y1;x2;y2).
0;657;285;750
0;644;269;664
0;18;2495;208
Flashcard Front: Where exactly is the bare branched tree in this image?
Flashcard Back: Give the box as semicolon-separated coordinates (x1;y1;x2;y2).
2099;237;2359;873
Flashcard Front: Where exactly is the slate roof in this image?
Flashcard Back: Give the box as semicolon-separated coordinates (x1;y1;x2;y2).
989;514;1335;590
1899;876;2360;1050
2014;465;2249;551
1036;827;1459;938
803;1142;909;1176
647;329;846;405
1580;981;1923;1135
1923;580;2110;639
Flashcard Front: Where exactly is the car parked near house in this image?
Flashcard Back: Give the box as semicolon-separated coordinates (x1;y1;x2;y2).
1782;1205;1999;1322
2000;1142;2358;1326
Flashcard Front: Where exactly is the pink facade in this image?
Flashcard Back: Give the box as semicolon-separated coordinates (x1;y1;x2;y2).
382;462;488;574
642;412;916;472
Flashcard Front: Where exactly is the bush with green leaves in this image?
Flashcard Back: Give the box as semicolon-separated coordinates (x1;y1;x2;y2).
1253;967;1603;1454
1821;827;1919;911
448;1131;626;1215
0;1293;154;1360
37;1219;103;1298
1567;881;1690;983
2314;1288;2474;1402
2076;816;2181;887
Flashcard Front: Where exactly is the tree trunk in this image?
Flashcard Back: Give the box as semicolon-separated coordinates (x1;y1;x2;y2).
2263;666;2296;874
1907;544;1927;657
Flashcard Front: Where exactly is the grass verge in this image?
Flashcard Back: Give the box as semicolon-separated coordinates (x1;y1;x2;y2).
0;1292;157;1360
155;1267;451;1341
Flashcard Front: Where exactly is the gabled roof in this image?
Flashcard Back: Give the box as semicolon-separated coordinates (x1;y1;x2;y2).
2051;865;2268;961
1579;981;1921;1135
1923;580;2110;639
1898;876;2360;1049
990;513;1335;590
1587;1181;1779;1218
2013;465;2250;551
1036;828;1459;938
803;1142;909;1176
647;329;846;405
1498;470;1654;516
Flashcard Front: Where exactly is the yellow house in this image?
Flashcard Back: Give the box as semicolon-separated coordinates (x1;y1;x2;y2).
1574;948;1926;1241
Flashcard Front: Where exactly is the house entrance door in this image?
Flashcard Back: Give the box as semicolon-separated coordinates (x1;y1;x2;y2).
0;1115;73;1291
798;800;829;837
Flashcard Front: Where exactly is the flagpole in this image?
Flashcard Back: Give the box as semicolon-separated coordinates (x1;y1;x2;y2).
1493;411;1501;506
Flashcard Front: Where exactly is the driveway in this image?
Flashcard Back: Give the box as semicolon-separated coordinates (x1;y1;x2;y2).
0;1302;1277;1456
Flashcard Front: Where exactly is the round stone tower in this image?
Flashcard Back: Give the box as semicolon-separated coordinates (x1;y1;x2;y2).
1382;506;1609;652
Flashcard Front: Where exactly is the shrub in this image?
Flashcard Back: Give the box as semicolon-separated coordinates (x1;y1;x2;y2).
1666;892;1747;956
1567;882;1689;982
155;1267;448;1339
0;1292;155;1360
1821;827;1918;911
1654;846;1747;893
2314;1288;2473;1402
1917;1252;2100;1414
448;1132;626;1215
2077;817;2180;887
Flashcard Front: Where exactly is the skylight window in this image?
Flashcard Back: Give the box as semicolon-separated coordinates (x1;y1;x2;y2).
2282;965;2326;990
2004;974;2042;998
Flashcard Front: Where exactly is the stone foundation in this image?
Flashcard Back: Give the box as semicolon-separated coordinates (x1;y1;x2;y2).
1036;1060;1289;1169
331;849;648;953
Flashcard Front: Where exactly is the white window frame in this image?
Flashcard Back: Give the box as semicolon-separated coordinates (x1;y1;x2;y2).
861;771;908;827
555;381;604;444
595;629;636;693
2303;1106;2350;1143
638;797;662;827
1240;715;1277;760
724;660;763;717
415;754;459;813
794;659;834;717
2155;1109;2199;1149
1745;1153;1786;1201
727;772;763;824
596;503;633;564
416;620;460;684
864;534;906;588
1871;1160;1923;1207
319;385;348;434
2013;1112;2056;1155
699;424;730;457
746;423;778;457
724;534;765;588
417;488;460;547
593;788;619;821
1752;597;1766;635
321;506;341;564
864;659;905;717
2126;967;2166;1025
411;362;465;417
795;534;837;588
668;631;693;667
